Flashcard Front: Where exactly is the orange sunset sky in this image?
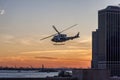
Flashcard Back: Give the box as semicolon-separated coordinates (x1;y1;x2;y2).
0;0;119;68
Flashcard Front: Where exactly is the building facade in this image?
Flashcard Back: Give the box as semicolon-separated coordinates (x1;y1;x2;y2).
72;69;110;80
92;6;120;76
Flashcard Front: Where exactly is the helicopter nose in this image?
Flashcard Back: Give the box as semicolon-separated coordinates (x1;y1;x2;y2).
51;38;54;41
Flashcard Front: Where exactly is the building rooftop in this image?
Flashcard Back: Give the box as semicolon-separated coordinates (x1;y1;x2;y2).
106;5;120;10
99;5;120;12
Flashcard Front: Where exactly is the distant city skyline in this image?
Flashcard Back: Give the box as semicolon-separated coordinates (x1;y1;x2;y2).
0;0;120;68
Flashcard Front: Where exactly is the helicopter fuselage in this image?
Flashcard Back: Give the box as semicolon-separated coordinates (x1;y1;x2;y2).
51;34;67;42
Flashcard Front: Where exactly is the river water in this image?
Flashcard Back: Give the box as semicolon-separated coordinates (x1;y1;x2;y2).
0;70;59;78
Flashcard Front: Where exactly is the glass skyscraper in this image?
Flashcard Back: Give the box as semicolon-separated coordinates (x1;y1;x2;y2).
92;6;120;76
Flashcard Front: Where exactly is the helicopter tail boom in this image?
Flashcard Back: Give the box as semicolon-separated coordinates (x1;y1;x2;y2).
67;32;80;40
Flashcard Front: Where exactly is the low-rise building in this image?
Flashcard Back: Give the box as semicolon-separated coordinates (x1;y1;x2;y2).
72;69;110;80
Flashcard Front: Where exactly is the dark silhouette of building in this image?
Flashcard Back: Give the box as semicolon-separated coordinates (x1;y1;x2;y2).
72;69;110;80
92;5;120;76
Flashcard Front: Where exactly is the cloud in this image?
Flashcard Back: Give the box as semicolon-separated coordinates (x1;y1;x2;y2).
0;34;15;44
20;49;91;60
21;49;90;54
0;55;91;68
0;9;5;15
35;56;58;60
0;34;43;45
0;56;31;62
34;56;91;61
18;38;33;45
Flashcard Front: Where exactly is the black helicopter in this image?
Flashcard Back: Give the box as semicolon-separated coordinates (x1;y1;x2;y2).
40;24;80;43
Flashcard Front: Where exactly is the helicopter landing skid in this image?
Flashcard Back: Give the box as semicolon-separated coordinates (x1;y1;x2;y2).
53;43;65;45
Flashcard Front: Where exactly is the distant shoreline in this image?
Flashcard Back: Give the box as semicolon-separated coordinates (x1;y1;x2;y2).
0;77;76;80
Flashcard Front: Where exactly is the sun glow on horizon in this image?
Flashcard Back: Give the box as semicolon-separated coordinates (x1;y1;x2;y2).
0;33;91;68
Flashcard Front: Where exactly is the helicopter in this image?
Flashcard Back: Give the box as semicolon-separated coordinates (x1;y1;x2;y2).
40;24;80;43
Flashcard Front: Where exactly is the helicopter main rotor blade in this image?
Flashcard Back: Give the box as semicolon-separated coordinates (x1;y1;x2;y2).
60;24;78;33
40;25;60;40
40;24;78;40
40;34;56;40
52;25;60;34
